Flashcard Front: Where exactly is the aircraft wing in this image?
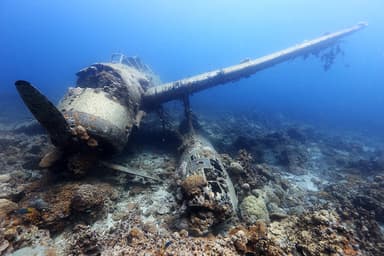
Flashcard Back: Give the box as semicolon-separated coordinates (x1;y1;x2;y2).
143;22;367;107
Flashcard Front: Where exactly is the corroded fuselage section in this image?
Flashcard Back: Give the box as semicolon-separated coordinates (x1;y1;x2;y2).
58;63;154;153
178;134;238;235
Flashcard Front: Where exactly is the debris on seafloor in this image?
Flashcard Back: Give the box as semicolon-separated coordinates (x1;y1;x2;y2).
176;133;238;236
101;161;162;182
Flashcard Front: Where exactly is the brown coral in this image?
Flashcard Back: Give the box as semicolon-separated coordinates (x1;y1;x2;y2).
229;222;278;255
68;224;100;256
73;125;90;140
0;199;18;218
128;227;145;242
181;175;207;197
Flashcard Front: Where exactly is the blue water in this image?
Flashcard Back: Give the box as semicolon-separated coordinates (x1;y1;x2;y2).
1;0;383;135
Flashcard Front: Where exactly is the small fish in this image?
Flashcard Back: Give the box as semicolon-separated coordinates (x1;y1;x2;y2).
14;207;35;214
164;241;173;249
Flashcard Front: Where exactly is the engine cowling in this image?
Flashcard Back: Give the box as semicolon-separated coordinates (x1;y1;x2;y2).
59;62;153;153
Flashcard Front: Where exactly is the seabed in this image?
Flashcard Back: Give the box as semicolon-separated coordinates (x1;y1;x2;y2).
0;108;384;255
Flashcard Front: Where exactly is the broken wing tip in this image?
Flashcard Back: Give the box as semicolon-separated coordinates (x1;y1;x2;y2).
15;80;33;92
15;80;31;86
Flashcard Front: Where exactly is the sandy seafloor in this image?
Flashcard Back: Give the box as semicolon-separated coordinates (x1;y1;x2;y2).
0;104;384;256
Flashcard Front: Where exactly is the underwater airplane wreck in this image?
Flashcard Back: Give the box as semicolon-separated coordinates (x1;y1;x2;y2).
14;22;367;235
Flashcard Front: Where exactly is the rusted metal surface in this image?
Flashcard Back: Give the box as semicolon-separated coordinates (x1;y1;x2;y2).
178;134;237;235
58;62;157;153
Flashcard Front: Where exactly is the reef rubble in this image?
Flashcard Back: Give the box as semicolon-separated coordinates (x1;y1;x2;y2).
0;110;383;255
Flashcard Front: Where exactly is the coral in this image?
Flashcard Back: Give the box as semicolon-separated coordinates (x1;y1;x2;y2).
188;210;215;236
0;240;10;255
14;182;117;233
268;209;362;255
267;202;288;221
254;164;275;181
96;223;240;255
237;149;253;170
32;184;78;232
230;229;248;252
68;224;101;256
0;174;11;183
1;111;384;255
230;222;283;255
323;176;384;254
128;227;145;241
7;245;56;256
180;175;207;198
71;184;106;214
227;161;244;174
2;224;53;254
19;207;41;224
0;198;18;218
239;195;270;224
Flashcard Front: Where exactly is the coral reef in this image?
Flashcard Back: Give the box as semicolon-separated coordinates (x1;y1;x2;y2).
0;110;383;255
268;209;362;255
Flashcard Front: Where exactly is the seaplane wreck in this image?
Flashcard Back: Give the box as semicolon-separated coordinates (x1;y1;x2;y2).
14;23;367;235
